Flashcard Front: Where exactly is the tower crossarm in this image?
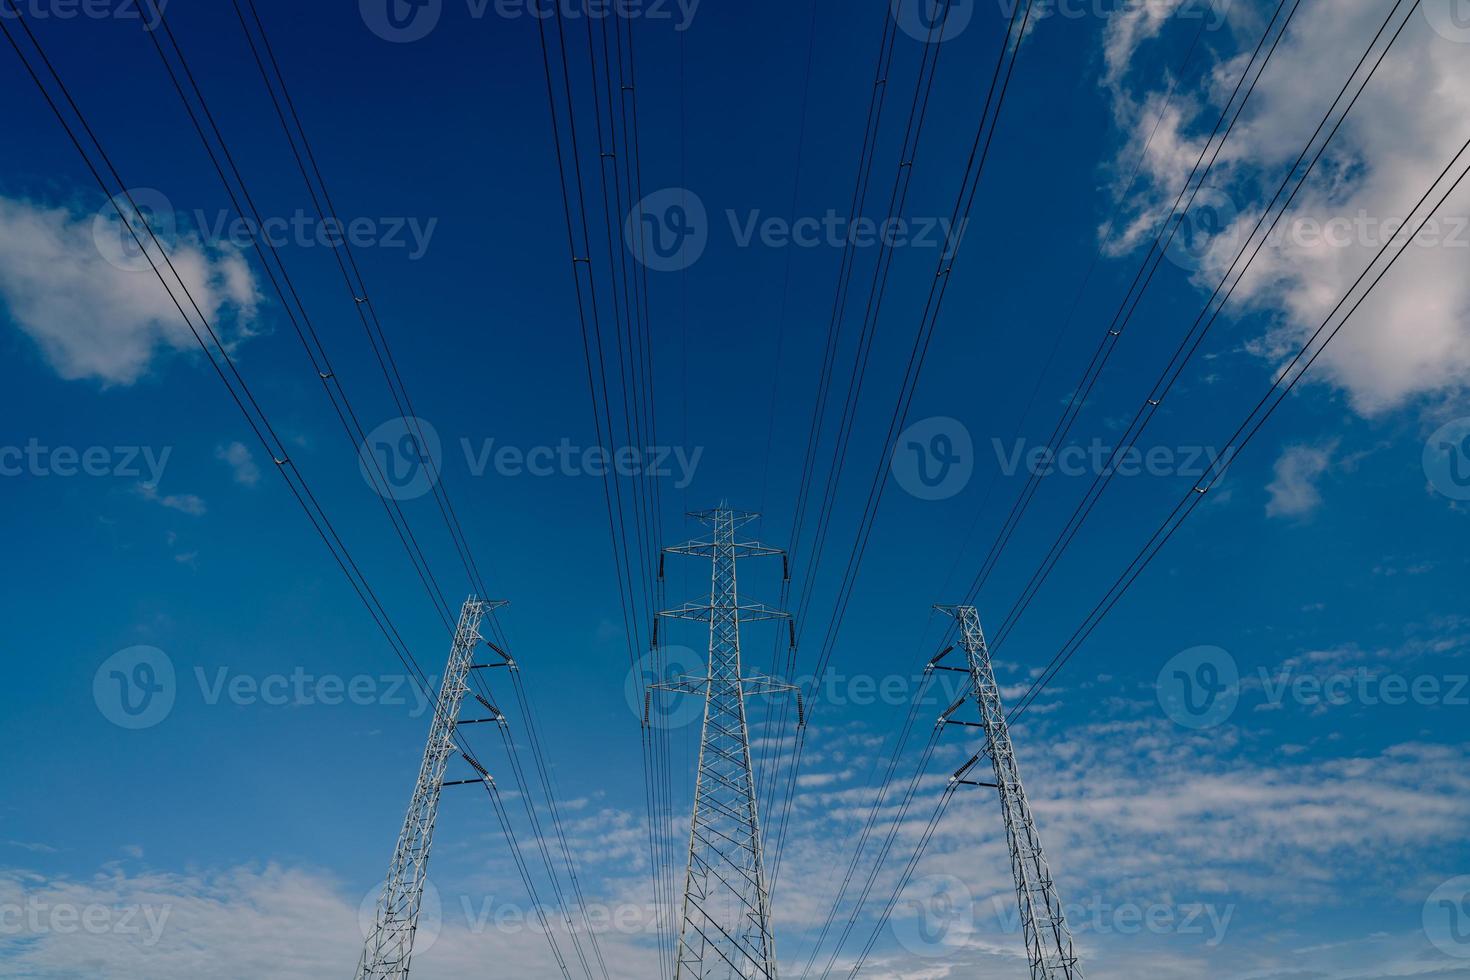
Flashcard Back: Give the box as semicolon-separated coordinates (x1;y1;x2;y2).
657;601;792;624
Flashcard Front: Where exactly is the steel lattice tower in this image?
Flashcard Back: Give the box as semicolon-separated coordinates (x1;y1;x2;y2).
357;596;508;980
936;604;1083;980
650;508;801;980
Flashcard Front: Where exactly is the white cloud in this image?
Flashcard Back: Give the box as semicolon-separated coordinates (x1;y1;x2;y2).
134;483;207;517
215;441;261;487
0;194;260;386
0;862;662;980
1265;442;1334;517
1100;0;1470;415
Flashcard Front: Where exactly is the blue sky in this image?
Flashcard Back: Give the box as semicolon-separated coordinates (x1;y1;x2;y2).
1;0;1469;977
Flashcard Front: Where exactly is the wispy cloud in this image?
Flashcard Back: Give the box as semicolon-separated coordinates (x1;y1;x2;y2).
215;441;261;487
134;483;207;517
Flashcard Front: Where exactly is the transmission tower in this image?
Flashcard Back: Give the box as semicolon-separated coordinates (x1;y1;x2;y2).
933;604;1083;980
648;507;802;980
357;596;510;980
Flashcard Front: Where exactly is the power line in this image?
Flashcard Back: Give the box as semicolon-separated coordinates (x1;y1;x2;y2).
840;110;1470;980
769;0;1041;896
985;0;1420;658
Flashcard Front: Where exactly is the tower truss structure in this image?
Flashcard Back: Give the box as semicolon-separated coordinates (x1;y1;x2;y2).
651;508;801;980
356;596;509;980
935;604;1083;980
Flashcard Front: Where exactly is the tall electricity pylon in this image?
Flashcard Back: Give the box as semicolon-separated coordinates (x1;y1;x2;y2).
934;604;1083;980
356;596;509;980
650;507;802;980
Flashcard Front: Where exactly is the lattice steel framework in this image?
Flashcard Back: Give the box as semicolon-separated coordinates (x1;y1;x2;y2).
356;596;508;980
651;508;800;980
936;605;1083;980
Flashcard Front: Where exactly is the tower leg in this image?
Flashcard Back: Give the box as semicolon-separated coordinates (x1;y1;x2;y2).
940;604;1083;980
356;597;505;980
